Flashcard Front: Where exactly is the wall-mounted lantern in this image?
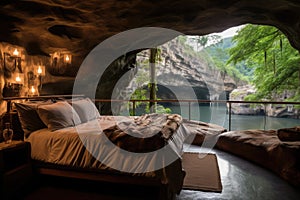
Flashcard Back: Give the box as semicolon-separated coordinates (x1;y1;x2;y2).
27;65;46;96
2;48;24;97
49;50;72;75
4;48;22;73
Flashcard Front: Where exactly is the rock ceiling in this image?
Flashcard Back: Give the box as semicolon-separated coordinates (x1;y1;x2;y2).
1;0;300;62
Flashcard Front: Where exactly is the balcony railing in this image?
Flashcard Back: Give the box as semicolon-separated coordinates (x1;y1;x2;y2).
3;95;299;131
94;99;300;131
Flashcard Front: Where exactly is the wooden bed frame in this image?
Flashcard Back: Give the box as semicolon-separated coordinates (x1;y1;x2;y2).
33;160;184;199
2;95;185;200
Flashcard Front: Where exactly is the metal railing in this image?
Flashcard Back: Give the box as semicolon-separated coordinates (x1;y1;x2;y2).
94;99;300;131
3;96;298;131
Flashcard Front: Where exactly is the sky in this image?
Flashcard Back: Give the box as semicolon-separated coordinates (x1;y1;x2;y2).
185;25;245;50
215;25;245;39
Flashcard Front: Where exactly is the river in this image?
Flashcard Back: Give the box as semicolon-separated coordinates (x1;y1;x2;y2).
167;104;300;131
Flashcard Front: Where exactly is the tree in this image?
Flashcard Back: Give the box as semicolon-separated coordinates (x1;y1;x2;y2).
149;48;157;113
191;35;221;51
203;37;250;84
227;24;300;101
130;48;171;115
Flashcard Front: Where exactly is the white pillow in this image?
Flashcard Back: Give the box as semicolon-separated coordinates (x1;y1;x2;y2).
37;101;81;131
71;98;100;123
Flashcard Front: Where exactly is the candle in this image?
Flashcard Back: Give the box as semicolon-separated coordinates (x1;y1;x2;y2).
31;86;36;94
16;75;21;82
37;66;42;75
65;55;70;62
13;49;19;56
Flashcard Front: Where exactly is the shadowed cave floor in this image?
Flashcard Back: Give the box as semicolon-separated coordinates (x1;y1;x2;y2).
22;145;300;200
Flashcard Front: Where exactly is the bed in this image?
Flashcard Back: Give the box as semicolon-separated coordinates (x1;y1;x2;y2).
10;96;190;199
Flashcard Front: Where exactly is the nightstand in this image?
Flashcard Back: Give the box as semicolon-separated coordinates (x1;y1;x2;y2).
0;141;32;200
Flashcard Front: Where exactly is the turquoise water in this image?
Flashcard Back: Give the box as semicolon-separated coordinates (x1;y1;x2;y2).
166;104;300;131
131;103;300;130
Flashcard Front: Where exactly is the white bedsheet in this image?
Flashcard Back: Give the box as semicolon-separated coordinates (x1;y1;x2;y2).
27;116;190;174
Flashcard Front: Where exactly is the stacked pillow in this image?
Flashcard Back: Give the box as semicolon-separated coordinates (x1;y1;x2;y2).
15;98;100;137
37;101;81;131
70;98;100;123
15;100;52;138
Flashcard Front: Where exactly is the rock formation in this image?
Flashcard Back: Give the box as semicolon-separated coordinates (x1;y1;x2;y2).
1;0;300;59
229;85;264;115
136;38;239;103
229;85;300;118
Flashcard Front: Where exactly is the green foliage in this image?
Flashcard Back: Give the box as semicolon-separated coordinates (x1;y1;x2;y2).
203;37;250;83
130;49;172;115
228;24;300;101
130;89;173;115
189;35;221;51
177;35;250;84
230;90;245;99
244;93;258;101
177;35;187;44
156;105;172;114
176;36;200;57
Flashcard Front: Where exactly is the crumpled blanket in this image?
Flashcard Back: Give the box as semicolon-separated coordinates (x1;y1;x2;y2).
103;113;183;153
277;126;300;141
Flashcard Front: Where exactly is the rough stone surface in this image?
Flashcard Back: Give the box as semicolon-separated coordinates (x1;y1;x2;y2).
265;100;299;118
1;0;300;63
229;85;264;115
136;38;239;102
2;0;300;115
229;85;300;118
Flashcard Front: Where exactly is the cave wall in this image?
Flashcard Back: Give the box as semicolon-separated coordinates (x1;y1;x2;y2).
96;53;137;115
0;43;29;115
1;0;300;56
0;42;81;114
1;0;300;116
0;41;137;115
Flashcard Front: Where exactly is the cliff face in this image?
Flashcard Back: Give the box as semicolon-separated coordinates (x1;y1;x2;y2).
136;38;239;101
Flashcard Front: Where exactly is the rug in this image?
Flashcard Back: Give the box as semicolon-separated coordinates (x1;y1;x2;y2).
182;152;222;192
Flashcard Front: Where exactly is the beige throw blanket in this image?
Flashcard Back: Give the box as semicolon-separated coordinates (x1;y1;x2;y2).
103;113;183;153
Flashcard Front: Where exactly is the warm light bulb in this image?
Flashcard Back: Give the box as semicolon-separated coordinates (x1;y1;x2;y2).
13;49;19;56
16;75;21;82
31;86;36;93
37;66;42;74
65;55;70;62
